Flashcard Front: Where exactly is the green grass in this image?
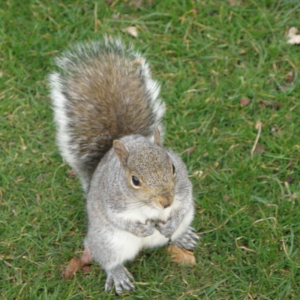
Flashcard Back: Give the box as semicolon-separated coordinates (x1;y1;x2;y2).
1;0;300;299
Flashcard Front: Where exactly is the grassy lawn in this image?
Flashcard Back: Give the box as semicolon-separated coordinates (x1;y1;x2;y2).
1;0;300;299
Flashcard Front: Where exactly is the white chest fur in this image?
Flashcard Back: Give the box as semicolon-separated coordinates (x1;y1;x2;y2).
109;199;193;267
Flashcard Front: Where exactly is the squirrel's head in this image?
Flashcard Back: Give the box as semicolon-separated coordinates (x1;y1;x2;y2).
113;127;175;209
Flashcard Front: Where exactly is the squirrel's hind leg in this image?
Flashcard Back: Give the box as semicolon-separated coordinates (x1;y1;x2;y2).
172;226;199;250
105;265;135;295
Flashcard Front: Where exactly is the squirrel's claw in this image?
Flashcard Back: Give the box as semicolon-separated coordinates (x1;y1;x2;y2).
133;220;155;237
172;226;199;250
105;275;113;292
105;265;135;295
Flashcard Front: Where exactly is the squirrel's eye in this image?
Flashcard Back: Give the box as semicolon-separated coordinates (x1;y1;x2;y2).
172;164;176;174
132;176;140;186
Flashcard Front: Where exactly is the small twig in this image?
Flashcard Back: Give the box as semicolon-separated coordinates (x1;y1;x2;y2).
281;237;290;260
251;120;262;158
235;237;256;253
94;3;102;33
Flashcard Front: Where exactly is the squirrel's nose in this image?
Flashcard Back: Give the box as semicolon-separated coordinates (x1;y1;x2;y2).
158;194;173;208
160;199;170;208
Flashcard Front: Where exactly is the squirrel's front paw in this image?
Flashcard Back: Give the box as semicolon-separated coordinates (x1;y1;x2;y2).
105;265;135;295
155;218;177;239
133;220;155;237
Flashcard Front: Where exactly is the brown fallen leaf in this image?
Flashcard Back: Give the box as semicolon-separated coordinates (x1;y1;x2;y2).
127;0;155;10
129;0;143;9
281;70;295;91
291;193;298;200
122;26;138;38
253;144;265;154
285;114;292;121
271;125;284;137
67;169;77;176
260;100;281;109
112;13;120;20
286;176;295;184
36;194;41;203
82;265;91;272
128;0;154;10
166;245;196;265
105;0;114;6
63;257;83;279
240;97;250;107
181;147;195;155
286;70;294;83
287;27;300;45
209;10;218;16
223;194;230;201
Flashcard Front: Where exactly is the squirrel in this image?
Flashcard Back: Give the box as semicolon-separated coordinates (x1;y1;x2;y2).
49;37;198;295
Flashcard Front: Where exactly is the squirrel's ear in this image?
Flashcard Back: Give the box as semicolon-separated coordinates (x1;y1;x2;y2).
113;140;129;167
153;125;161;146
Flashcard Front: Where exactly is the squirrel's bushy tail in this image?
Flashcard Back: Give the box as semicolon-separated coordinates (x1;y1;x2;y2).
49;38;165;192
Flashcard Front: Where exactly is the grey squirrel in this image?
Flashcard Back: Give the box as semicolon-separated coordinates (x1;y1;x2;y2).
49;38;198;295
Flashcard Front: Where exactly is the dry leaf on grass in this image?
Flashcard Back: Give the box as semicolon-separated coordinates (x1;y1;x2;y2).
286;176;295;184
260;100;281;109
240;97;250;106
253;144;265;154
191;170;203;178
282;70;295;90
287;27;300;45
285;114;292;122
122;26;138;38
67;169;77;176
271;125;283;137
105;0;114;6
223;194;230;201
128;0;155;10
166;245;196;265
129;0;143;9
286;70;294;83
63;257;83;279
112;13;120;19
181;147;195;155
